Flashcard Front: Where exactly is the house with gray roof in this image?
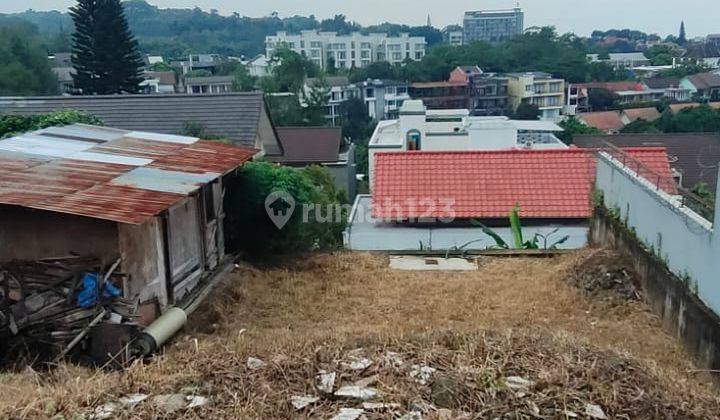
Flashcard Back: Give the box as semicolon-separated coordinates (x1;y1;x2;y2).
681;72;720;100
0;93;282;156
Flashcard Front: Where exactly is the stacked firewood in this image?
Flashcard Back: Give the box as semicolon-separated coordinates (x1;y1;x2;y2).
0;256;136;364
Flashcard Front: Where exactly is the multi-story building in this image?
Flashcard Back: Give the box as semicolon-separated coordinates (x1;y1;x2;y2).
463;8;524;44
449;66;509;116
442;26;464;46
360;79;410;120
185;76;234;94
266;31;426;69
303;76;360;125
506;72;565;120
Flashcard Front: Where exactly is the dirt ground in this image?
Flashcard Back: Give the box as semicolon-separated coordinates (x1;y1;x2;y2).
1;248;719;419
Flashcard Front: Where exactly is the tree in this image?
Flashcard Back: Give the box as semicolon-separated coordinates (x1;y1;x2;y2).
70;0;144;94
513;103;540;120
0;24;58;96
556;116;602;144
340;97;374;141
271;47;318;93
588;88;619;110
231;66;257;92
678;21;687;46
303;76;330;126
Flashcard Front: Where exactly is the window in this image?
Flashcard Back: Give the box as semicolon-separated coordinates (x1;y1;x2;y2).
311;41;323;48
406;129;421;151
392;52;402;61
360;50;370;59
366;88;375;98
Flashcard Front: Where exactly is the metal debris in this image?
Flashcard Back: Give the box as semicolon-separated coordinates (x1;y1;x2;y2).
409;365;436;385
504;376;535;391
334;385;379;400
118;394;148;407
290;395;319;410
246;357;266;370
585;403;608;419
316;370;336;394
330;408;365;420
186;395;209;409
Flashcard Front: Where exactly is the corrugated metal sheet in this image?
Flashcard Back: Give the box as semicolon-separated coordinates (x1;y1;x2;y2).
111;167;219;195
148;140;257;174
0;125;256;224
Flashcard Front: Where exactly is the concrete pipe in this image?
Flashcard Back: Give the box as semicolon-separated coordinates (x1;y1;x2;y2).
133;307;187;356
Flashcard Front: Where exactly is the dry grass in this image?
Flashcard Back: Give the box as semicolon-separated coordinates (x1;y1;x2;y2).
1;249;719;419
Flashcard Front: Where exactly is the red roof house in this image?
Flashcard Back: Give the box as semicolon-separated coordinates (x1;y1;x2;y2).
372;148;674;221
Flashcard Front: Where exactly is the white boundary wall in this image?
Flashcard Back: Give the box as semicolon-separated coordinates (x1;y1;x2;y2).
596;153;720;314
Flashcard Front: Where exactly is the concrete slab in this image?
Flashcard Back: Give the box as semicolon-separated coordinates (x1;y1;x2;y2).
389;256;477;271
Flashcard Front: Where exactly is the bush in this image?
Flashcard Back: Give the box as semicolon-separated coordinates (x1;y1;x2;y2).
223;162;347;255
0;110;103;138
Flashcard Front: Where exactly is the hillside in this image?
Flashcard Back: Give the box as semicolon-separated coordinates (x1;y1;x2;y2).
2;0;442;58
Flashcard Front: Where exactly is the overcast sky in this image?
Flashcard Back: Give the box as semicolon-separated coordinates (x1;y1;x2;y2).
2;0;718;38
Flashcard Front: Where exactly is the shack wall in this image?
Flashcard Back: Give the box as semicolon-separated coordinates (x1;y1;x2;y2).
117;217;169;308
0;206;118;262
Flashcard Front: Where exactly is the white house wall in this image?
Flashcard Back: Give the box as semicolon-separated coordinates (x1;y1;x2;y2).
596;154;720;315
345;196;588;251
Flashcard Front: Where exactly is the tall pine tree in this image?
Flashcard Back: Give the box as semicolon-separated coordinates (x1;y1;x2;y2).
70;0;143;94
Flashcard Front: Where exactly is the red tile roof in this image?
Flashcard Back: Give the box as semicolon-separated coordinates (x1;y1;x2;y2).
578;111;625;132
372;148;674;220
622;107;661;123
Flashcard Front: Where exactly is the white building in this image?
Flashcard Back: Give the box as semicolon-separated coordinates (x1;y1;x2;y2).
587;52;651;69
243;55;271;77
185;76;234;94
266;30;426;69
360;79;410;120
367;100;566;183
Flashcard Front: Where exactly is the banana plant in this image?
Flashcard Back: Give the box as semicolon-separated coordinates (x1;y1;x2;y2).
471;205;570;250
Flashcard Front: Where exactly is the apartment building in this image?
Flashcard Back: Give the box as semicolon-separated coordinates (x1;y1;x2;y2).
266;31;426;69
449;66;509;116
463;8;524;44
506;72;565;120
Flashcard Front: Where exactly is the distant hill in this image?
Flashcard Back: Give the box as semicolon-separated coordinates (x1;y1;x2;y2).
1;0;442;59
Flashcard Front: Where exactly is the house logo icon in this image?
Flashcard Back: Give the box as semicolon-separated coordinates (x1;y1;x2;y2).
265;190;296;229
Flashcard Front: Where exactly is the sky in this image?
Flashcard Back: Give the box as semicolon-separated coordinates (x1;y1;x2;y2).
1;0;718;38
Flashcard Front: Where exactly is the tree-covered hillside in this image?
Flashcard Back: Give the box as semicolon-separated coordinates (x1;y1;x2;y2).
2;0;442;58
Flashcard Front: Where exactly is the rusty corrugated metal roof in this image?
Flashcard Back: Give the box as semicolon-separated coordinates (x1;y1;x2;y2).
0;124;256;224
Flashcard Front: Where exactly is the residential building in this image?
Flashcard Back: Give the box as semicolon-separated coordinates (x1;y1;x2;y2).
680;72;720;100
0;93;282;155
642;77;693;102
367;100;566;183
586;52;651;69
0;124;256;317
185;76;234;94
620;107;662;125
52;67;75;95
574;133;720;191
345;147;674;252
140;71;177;94
462;8;524;44
303;76;360;125
174;54;222;75
506;72;565;120
244;55;271;77
707;34;720;47
48;53;75;94
266;30;426;69
360;79;410;120
267;127;357;200
577;111;626;134
567;81;670;114
449;66;509;116
409;81;469;110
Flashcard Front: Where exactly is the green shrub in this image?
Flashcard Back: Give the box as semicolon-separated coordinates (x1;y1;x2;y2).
0;110;102;138
223;162;347;255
